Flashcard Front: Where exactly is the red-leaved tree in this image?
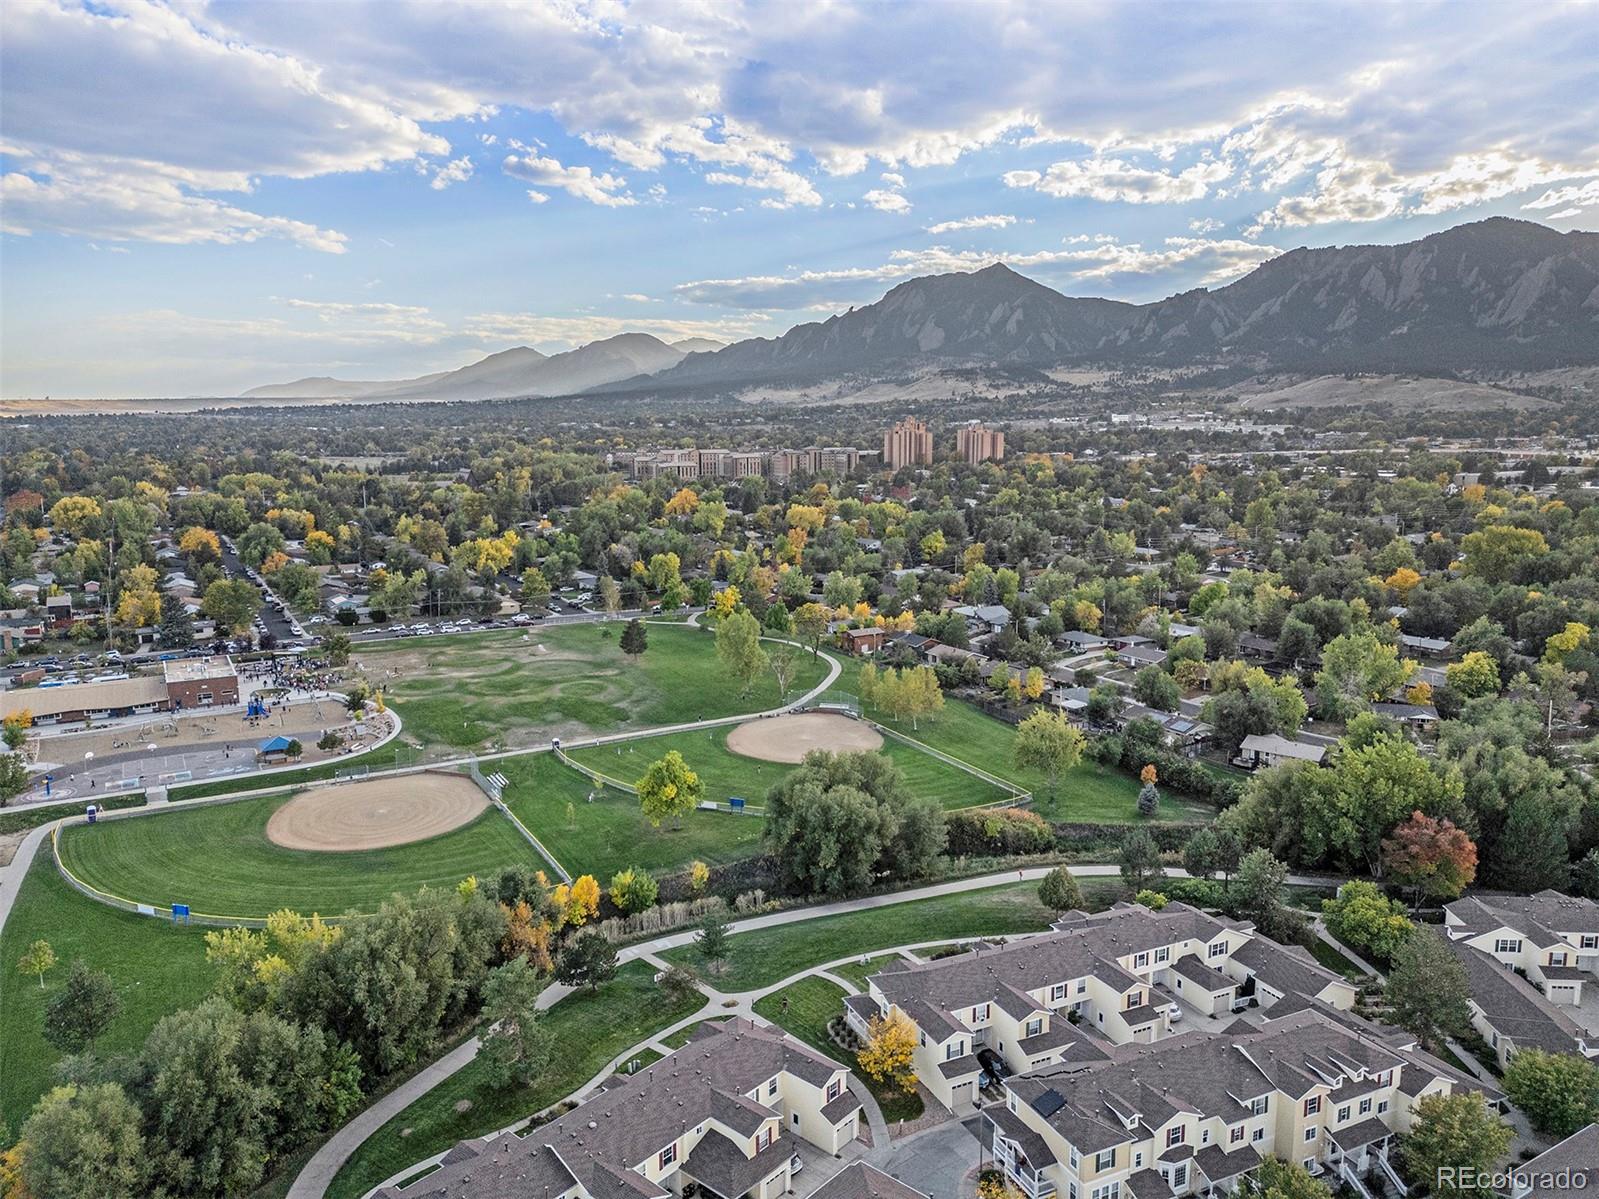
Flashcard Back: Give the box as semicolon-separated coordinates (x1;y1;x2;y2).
1381;810;1478;901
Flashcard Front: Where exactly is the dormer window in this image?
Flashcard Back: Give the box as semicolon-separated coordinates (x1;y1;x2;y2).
1026;1018;1044;1037
1134;952;1149;969
974;1004;991;1022
1154;947;1170;964
1494;938;1522;954
827;1078;843;1100
1208;940;1228;959
757;1127;773;1151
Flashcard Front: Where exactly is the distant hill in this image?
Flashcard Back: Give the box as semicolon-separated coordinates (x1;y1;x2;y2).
242;218;1599;404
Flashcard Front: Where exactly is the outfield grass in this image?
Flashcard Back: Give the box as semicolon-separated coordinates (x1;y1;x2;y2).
752;975;922;1123
55;791;538;919
499;754;768;880
353;624;831;754
566;724;1011;813
326;961;708;1199
0;853;213;1128
667;879;1091;991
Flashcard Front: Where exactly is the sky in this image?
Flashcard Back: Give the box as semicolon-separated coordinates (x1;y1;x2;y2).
1;0;1596;399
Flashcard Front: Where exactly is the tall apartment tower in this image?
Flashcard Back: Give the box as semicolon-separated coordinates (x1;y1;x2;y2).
883;417;933;470
957;423;1005;464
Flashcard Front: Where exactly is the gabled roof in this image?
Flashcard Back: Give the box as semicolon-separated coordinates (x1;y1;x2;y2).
1445;890;1599;939
1449;942;1588;1057
808;1162;930;1199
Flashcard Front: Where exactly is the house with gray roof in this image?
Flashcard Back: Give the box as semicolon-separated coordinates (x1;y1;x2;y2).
807;1163;927;1199
1510;1123;1598;1199
376;1019;862;1199
1444;890;1599;1007
988;1004;1495;1199
1447;941;1597;1069
843;904;1354;1111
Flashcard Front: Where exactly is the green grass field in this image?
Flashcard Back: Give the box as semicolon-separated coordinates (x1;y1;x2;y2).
0;853;213;1128
353;624;831;754
55;790;539;919
326;961;707;1199
566;724;1011;813
499;754;768;880
752;975;922;1122
666;878;1085;991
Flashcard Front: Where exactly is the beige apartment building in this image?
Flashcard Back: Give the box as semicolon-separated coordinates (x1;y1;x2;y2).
882;418;933;470
957;423;1005;464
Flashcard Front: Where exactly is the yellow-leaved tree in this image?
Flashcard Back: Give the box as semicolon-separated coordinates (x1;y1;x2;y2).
857;1012;919;1094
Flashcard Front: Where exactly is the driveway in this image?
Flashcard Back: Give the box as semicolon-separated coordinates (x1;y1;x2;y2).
864;1116;982;1199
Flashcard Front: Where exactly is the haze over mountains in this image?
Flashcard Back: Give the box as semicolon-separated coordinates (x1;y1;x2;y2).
243;218;1599;403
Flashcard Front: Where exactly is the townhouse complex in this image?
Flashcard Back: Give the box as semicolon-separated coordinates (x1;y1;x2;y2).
1443;890;1599;1066
380;1020;864;1199
844;904;1357;1111
991;1005;1491;1199
617;446;870;482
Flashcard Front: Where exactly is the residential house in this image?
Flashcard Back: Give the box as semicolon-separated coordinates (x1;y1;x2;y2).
1235;734;1327;770
1444;891;1599;1006
1446;941;1597;1069
841;627;887;656
843;903;1354;1111
1510;1124;1598;1199
809;1163;928;1199
377;1019;863;1199
1368;702;1439;732
954;604;1012;636
1060;632;1111;654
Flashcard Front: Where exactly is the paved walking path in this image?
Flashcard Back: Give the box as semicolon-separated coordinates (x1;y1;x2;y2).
291;863;1339;1198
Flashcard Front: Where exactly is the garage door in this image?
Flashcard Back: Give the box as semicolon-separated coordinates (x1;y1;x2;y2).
950;1081;975;1107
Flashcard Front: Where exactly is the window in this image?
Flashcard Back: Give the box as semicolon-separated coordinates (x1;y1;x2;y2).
1155;947;1170;964
768;1078;779;1097
1303;1096;1321;1117
826;1079;842;1101
1337;1106;1350;1123
1134;1152;1143;1168
1252;1129;1265;1143
1494;938;1522;955
1377;1101;1389;1115
1358;1098;1372;1116
1069;1148;1080;1171
1090;1185;1120;1199
1027;1018;1044;1037
1126;992;1144;1010
1166;1127;1185;1148
1052;984;1068;1001
757;1128;772;1151
1250;1097;1269;1116
1078;981;1088;995
1134;952;1149;969
946;1042;966;1061
1208;941;1228;959
1582;935;1598;950
659;1144;678;1169
1201;1129;1210;1146
1549;952;1568;967
1304;1127;1317;1142
1095;1150;1116;1172
1172;1165;1187;1189
975;1004;991;1022
1230;1127;1246;1145
1069;1186;1078;1199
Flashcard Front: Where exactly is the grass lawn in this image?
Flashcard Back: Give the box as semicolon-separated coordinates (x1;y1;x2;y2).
327;961;708;1199
752;975;922;1123
55;791;539;919
828;952;910;992
659;1020;720;1049
0;793;145;835
1308;938;1369;981
499;754;768;879
825;665;1209;823
667;879;1093;991
0;853;213;1128
566;724;1011;813
353;624;831;754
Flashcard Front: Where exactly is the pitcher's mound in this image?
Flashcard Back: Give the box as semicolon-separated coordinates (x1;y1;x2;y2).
267;773;489;851
725;712;883;764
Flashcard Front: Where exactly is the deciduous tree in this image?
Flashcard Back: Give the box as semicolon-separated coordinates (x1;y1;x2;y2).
1381;812;1477;901
1038;865;1084;913
857;1013;918;1094
1012;709;1085;798
1399;1092;1511;1199
43;959;121;1053
1385;927;1470;1049
479;957;555;1089
1503;1049;1599;1138
555;931;618;992
637;750;703;829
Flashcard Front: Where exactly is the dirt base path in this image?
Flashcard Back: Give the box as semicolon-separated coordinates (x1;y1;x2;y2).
265;773;489;851
724;712;883;764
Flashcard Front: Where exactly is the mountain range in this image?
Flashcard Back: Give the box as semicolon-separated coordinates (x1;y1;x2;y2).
242;218;1599;401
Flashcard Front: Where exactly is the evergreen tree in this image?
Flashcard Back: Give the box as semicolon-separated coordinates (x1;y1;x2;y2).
43;958;122;1053
157;586;195;649
620;618;648;661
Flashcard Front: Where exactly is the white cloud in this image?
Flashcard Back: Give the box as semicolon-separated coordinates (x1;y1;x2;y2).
458;311;767;349
1188;217;1224;234
525;190;550;204
880;172;906;188
862;188;911;213
502;153;635;206
429;157;474;190
0;155;347;253
1522;178;1599;214
675;234;1281;309
926;214;1017;234
1545;207;1583;221
1006;155;1231;204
